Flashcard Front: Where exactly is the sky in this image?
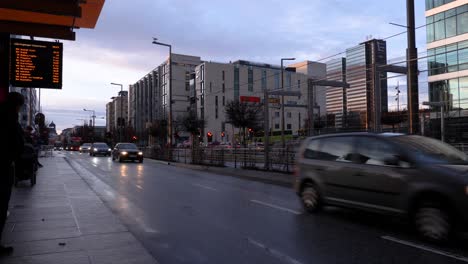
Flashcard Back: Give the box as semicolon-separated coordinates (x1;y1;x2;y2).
40;0;428;133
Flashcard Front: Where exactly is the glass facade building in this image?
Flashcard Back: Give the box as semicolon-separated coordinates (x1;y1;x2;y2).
427;0;468;113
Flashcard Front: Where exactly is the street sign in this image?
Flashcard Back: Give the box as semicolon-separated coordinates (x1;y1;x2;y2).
268;98;280;104
10;38;63;89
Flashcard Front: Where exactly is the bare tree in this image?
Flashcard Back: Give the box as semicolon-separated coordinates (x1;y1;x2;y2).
225;100;262;147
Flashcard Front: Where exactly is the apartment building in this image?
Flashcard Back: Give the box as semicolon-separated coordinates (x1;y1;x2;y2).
105;91;128;136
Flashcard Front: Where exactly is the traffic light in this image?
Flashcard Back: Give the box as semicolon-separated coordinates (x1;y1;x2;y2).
207;132;213;143
131;136;137;141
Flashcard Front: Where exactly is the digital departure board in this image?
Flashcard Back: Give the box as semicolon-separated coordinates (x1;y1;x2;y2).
10;39;63;89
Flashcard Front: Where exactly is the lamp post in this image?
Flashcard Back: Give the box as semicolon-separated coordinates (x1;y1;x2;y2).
280;57;295;149
152;38;173;148
83;109;96;142
111;82;124;142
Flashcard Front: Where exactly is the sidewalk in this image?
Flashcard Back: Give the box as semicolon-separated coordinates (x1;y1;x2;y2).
1;155;158;264
155;160;295;188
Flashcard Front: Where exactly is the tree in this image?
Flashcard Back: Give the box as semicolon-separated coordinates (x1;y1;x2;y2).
176;112;206;163
225;100;262;147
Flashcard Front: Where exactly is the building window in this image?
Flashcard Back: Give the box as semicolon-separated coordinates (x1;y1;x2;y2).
200;65;205;81
185;71;190;91
234;66;240;99
428;40;468;76
215;96;219;119
426;5;468;43
210;82;212;93
261;70;267;90
222;96;225;106
248;67;254;92
222;83;225;93
222;70;225;81
275;112;280;118
286;73;291;89
275;123;280;129
287;124;292;130
274;72;280;89
297;79;301;90
287;112;292;118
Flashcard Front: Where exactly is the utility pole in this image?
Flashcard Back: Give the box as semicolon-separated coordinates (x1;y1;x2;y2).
263;88;270;170
280;58;295;148
407;0;419;134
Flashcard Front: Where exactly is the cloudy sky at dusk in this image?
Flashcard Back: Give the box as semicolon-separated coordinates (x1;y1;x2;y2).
39;0;427;133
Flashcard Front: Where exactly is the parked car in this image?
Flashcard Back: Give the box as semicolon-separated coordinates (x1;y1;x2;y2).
112;143;144;163
295;133;468;242
79;143;92;153
89;142;111;156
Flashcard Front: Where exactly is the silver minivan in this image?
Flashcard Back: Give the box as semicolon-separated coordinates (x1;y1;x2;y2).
295;133;468;242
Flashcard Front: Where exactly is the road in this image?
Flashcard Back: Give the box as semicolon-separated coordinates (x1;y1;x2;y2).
64;151;468;264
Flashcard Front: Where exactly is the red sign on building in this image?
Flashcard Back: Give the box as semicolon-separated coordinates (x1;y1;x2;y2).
240;96;260;103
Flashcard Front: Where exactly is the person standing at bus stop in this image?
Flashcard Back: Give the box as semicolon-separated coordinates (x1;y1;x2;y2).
0;92;24;256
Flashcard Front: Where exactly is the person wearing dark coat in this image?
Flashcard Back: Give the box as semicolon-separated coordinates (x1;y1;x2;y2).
0;92;24;256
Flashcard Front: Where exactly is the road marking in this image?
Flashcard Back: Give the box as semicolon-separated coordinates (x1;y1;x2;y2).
192;183;218;191
136;185;143;190
382;236;468;263
250;200;301;215
247;238;304;264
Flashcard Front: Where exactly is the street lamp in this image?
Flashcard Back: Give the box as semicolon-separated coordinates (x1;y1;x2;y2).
111;82;124;142
280;57;295;149
152;38;173;148
83;109;96;142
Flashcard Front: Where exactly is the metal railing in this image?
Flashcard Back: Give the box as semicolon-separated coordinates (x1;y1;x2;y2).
143;146;296;173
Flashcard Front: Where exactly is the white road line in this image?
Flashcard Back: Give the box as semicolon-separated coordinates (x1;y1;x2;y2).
247;238;304;264
136;185;143;190
192;183;218;191
382;236;468;263
250;200;301;215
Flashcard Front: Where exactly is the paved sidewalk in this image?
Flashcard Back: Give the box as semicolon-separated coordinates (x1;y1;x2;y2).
1;154;158;264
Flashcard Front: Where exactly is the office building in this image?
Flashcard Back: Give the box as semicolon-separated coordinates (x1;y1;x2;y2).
129;54;201;145
426;0;468;140
325;39;388;130
194;60;326;143
105;91;128;139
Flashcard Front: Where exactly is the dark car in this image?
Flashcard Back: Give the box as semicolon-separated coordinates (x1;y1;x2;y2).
295;133;468;242
112;143;143;163
89;142;111;156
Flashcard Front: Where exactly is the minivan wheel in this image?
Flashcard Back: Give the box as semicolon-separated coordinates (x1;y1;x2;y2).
301;184;321;213
413;203;451;243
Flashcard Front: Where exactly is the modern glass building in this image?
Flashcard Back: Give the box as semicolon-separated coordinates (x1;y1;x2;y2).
426;0;468;141
326;39;388;130
427;0;468;111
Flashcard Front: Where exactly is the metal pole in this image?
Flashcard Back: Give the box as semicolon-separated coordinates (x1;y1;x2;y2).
120;85;123;142
441;104;445;142
169;46;173;148
281;60;285;148
0;33;9;103
264;88;270;170
407;0;419;134
311;85;315;136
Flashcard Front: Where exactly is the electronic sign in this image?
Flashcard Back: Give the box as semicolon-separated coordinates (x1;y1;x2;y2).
10;39;63;89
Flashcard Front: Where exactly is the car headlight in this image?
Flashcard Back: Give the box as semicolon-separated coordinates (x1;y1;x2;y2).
79;147;82;150
138;152;143;155
121;151;128;155
108;148;112;152
93;148;98;152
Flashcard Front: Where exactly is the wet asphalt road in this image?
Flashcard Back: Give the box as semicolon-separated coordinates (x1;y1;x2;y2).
64;151;468;264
